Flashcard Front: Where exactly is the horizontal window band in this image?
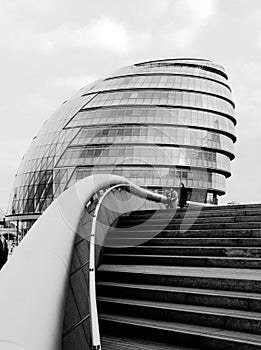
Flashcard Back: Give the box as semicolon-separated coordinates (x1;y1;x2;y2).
145;185;226;196
55;162;231;178
65;123;236;143
65;142;235;160
104;72;231;92
70;164;228;173
67;122;236;143
79;104;236;125
82;87;235;108
67;166;228;191
133;60;228;80
70;165;227;180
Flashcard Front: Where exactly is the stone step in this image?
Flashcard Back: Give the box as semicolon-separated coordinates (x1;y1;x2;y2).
97;204;261;348
97;281;261;312
108;228;261;238
129;206;261;214
102;254;261;269
98;296;261;334
99;313;261;349
117;215;261;227
115;221;261;231
129;203;261;214
101;332;195;350
105;246;261;258
98;265;261;293
126;205;261;219
105;237;261;247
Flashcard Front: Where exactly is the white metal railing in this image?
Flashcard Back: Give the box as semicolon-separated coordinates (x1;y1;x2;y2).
89;200;101;349
87;183;167;349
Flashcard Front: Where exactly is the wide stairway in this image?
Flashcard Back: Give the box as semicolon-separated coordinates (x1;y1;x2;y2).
96;204;261;349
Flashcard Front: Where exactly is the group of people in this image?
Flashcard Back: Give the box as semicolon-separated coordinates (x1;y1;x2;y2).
166;183;188;209
0;234;8;270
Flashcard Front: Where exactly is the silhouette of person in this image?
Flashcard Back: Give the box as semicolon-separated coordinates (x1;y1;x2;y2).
166;188;178;209
0;234;8;269
170;188;178;209
179;183;188;208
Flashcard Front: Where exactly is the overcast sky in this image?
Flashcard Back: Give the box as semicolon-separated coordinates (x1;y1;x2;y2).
0;0;260;211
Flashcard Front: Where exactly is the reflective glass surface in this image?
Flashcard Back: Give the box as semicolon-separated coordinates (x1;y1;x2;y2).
70;125;234;156
10;95;94;215
91;75;232;102
9;58;236;216
67;106;236;138
68;166;226;193
135;59;227;74
56;145;231;174
84;90;234;118
109;63;229;86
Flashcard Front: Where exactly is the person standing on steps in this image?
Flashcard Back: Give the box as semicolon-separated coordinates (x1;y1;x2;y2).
179;183;188;208
166;188;178;209
0;234;8;270
170;188;178;209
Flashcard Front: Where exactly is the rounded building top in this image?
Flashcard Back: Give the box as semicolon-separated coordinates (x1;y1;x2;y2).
135;57;212;64
7;57;236;219
133;58;227;79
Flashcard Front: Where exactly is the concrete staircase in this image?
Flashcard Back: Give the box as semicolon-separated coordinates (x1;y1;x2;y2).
97;204;261;349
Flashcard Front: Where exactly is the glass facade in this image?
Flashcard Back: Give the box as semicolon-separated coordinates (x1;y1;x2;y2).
67;107;236;137
8;58;236;224
89;75;233;101
84;90;234;117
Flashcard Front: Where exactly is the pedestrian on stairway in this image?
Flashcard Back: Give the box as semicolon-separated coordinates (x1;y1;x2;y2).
179;183;188;208
0;234;8;269
166;189;172;209
169;188;178;209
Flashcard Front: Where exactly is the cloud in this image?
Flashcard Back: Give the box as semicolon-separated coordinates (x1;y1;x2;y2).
258;31;261;48
242;62;261;76
16;0;55;12
42;17;134;54
49;75;99;91
185;0;217;20
141;0;173;15
148;0;217;51
0;0;57;52
169;28;197;49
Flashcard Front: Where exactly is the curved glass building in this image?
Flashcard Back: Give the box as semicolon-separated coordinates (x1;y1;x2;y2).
7;58;236;227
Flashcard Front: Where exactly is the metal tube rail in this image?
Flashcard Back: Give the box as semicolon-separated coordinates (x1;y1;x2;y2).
88;183;168;349
89;201;102;350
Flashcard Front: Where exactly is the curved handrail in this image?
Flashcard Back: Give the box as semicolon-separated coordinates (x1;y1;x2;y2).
88;183;167;349
0;174;167;350
89;199;102;349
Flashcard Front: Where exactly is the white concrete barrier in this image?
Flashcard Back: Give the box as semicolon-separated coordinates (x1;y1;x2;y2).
0;175;131;350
